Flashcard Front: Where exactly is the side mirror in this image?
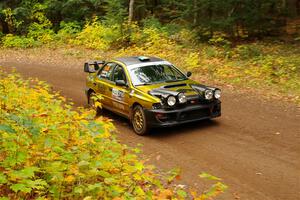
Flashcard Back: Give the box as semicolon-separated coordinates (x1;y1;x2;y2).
84;63;92;73
186;71;192;77
84;61;104;73
115;80;126;87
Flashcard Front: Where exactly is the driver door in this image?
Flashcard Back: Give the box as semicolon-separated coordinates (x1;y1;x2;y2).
94;62;116;109
110;65;131;117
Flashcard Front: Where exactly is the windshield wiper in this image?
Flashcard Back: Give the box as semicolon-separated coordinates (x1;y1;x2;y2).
165;78;186;83
135;82;152;86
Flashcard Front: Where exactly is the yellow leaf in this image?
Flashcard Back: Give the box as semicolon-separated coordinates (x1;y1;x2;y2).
158;189;173;199
65;175;75;183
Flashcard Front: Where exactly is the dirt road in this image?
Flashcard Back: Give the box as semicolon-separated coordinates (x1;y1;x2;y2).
1;59;299;200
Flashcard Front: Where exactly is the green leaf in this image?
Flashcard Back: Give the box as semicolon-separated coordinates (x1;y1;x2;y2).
0;172;7;184
204;182;228;197
98;170;110;178
10;166;39;180
74;186;83;194
87;183;102;191
78;160;90;170
16;151;27;164
10;183;32;193
177;189;187;198
0;124;16;133
167;167;181;183
35;197;48;200
135;162;144;171
199;172;221;181
49;185;59;198
20;166;39;178
134;186;145;196
24;179;48;190
104;177;115;184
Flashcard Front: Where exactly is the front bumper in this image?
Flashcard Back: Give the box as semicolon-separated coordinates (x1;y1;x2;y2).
144;100;221;128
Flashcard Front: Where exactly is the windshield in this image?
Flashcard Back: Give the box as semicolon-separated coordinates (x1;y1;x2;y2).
130;64;187;86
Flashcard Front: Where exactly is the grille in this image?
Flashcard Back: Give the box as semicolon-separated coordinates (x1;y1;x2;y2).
179;108;210;121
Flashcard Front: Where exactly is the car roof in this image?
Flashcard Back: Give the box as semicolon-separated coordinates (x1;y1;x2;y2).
114;56;165;66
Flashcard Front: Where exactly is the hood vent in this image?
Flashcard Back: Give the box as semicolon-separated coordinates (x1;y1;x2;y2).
162;83;187;89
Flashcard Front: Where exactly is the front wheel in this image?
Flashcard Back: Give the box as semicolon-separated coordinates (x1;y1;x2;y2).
132;105;148;135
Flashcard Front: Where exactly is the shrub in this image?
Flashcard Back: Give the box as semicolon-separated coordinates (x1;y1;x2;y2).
0;70;227;199
27;23;55;44
70;20;121;50
234;44;262;60
185;52;201;69
0;71;151;199
0;71;229;199
129;26;177;55
208;32;231;47
142;17;162;30
57;21;82;41
171;28;198;47
2;34;38;48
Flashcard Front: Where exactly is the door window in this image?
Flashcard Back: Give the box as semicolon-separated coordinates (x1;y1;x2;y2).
113;65;127;84
98;63;116;80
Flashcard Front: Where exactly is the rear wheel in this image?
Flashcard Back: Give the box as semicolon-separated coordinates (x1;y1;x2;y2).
132;105;148;135
88;92;101;114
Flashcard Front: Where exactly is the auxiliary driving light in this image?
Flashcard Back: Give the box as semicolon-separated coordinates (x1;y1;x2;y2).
178;93;187;103
167;95;176;106
214;89;221;99
205;90;213;100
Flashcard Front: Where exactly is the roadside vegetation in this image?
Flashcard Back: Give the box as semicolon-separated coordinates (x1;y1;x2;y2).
0;70;227;199
0;1;299;103
1;20;299;103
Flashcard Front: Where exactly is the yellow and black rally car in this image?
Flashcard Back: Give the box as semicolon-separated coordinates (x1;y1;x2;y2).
84;56;221;135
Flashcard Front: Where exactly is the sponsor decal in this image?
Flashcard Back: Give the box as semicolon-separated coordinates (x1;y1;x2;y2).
112;88;125;101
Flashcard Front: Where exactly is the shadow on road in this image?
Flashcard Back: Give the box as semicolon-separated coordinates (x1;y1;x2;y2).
96;107;221;137
148;119;220;138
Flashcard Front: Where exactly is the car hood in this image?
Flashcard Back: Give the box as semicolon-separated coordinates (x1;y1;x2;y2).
135;79;216;98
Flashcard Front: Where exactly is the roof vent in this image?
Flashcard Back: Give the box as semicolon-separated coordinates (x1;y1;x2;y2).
138;56;150;62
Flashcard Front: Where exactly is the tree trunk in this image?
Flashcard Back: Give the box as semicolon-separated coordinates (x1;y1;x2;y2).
0;16;10;34
128;0;135;23
193;0;197;25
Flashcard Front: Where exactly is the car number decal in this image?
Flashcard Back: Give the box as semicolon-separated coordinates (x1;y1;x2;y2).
112;88;124;101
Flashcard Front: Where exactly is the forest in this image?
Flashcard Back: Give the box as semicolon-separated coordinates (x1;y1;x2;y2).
1;1;300;102
1;0;300;38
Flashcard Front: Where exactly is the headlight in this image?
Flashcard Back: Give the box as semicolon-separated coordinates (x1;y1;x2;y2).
167;95;176;106
204;90;213;100
214;89;221;99
178;93;187;104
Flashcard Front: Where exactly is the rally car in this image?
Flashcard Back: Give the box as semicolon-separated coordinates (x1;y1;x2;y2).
84;56;221;135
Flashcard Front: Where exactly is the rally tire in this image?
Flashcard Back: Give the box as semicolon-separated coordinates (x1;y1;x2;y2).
132;105;148;135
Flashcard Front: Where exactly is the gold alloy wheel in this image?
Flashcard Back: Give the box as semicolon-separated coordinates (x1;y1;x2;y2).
133;109;144;131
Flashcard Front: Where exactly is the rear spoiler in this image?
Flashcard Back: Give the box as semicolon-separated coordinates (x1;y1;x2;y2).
84;60;105;73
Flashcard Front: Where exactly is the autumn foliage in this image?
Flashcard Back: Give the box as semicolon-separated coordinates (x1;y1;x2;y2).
0;70;227;199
